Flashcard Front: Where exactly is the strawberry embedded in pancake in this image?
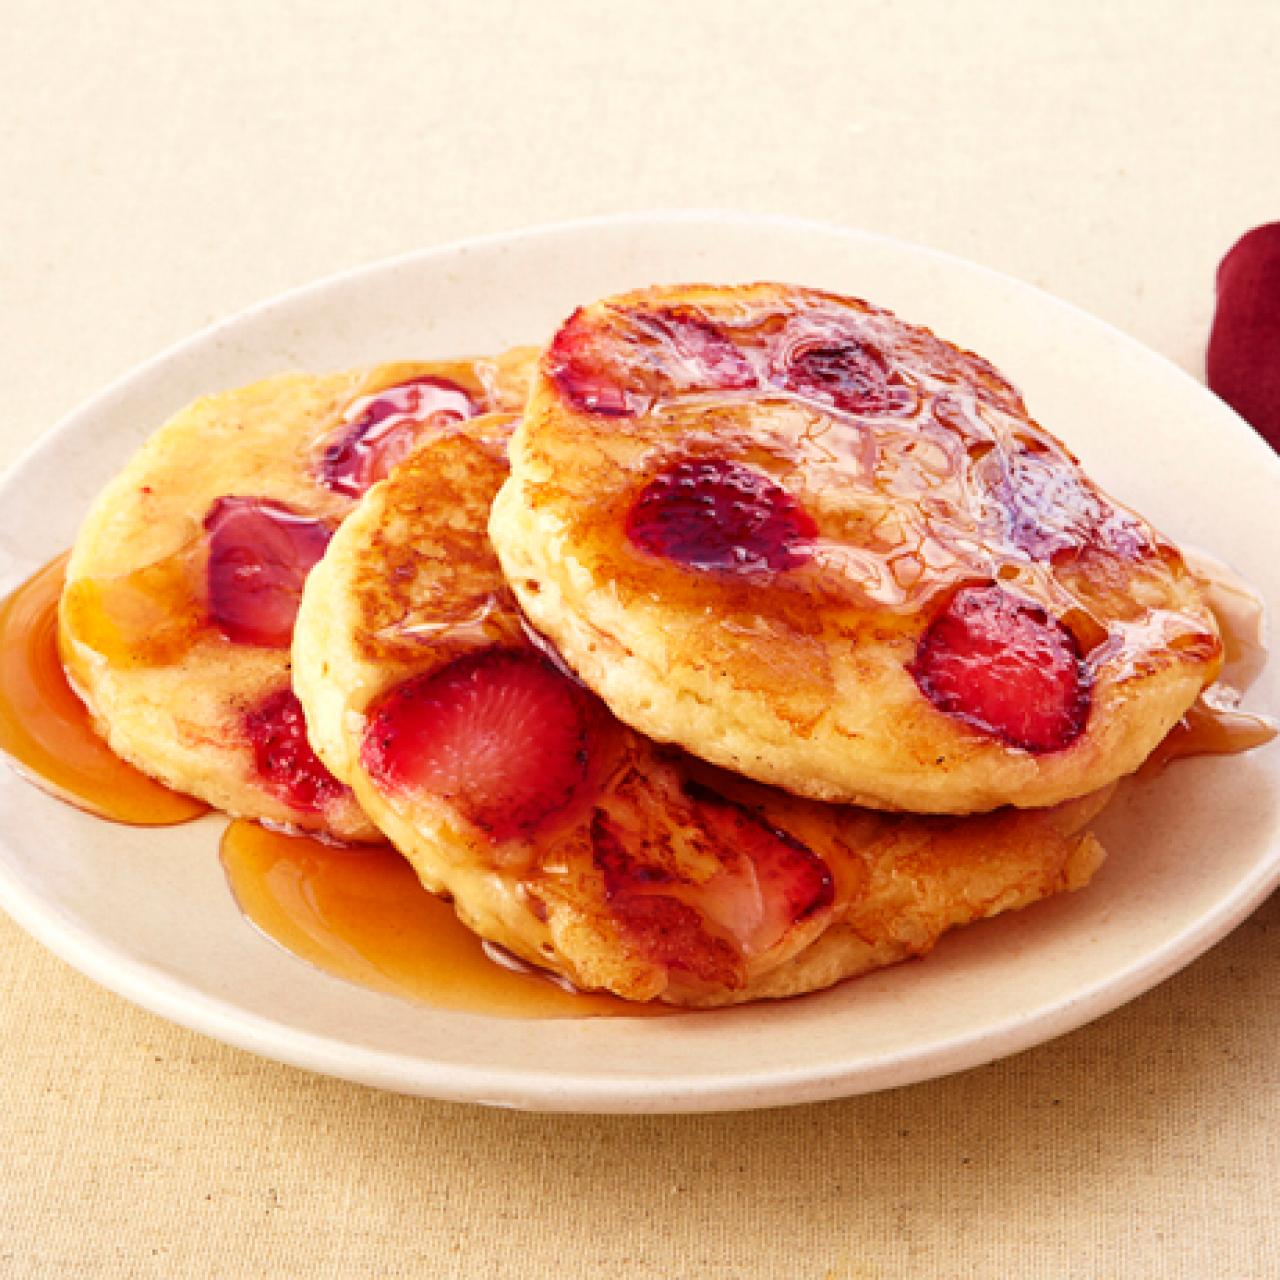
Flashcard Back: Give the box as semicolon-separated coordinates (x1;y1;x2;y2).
625;457;818;572
320;376;478;496
490;283;1223;813
361;648;599;844
204;498;334;648
59;348;535;837
244;687;348;814
909;584;1090;754
551;305;758;416
291;415;1110;1007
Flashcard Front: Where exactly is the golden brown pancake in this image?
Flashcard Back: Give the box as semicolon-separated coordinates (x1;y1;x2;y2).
489;282;1222;813
293;414;1108;1006
60;351;533;838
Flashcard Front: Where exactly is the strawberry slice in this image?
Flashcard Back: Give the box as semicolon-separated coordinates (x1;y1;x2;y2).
360;649;597;842
909;584;1089;752
635;307;757;393
682;783;834;957
547;308;646;417
993;448;1152;563
590;810;743;989
244;687;348;812
626;457;818;572
204;497;333;648
548;306;757;417
590;783;833;987
320;377;475;497
768;317;912;415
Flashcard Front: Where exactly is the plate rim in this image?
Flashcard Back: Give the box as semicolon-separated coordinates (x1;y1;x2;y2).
2;209;1278;1114
6;207;1279;505
1;813;1276;1114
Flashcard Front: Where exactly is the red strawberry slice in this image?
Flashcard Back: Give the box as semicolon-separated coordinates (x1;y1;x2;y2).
635;307;757;393
204;497;333;648
244;687;348;812
548;307;757;417
682;783;835;957
909;584;1089;752
626;457;818;572
547;308;647;417
360;649;597;843
769;318;911;415
590;784;833;985
590;810;743;989
320;377;475;496
990;448;1152;564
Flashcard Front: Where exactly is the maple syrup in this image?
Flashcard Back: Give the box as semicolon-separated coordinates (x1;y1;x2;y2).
59;532;206;670
4;555;668;1016
1142;550;1277;773
2;540;1273;1016
219;819;666;1018
0;554;207;824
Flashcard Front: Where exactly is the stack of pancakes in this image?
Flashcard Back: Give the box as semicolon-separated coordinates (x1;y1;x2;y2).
59;284;1226;1006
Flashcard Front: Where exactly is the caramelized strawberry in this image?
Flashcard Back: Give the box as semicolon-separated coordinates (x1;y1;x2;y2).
591;811;743;989
204;497;332;648
682;783;834;954
360;649;596;842
635;307;756;393
321;377;475;497
992;448;1152;563
548;308;646;416
769;318;912;415
626;457;818;572
549;306;757;417
590;783;833;989
618;893;749;989
244;687;347;812
909;584;1089;752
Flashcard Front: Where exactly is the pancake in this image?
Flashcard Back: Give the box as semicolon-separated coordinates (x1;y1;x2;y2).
293;415;1108;1007
488;282;1223;813
59;350;534;838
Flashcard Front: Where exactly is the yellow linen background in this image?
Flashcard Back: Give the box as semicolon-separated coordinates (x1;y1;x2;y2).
1;1;1277;1275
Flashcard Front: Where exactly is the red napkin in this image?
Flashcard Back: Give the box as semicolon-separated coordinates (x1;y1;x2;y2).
1207;222;1280;453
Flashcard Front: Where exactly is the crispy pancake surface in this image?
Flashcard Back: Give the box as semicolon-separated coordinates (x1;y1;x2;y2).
489;282;1223;813
293;415;1108;1007
60;350;533;838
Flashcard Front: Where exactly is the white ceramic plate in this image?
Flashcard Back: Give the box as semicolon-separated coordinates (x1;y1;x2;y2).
1;212;1278;1114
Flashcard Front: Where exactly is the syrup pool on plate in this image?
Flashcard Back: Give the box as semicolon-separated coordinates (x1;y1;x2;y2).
0;554;207;824
219;820;668;1018
0;556;665;1017
1141;550;1277;773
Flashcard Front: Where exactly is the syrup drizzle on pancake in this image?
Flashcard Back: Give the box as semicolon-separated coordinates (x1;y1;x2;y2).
512;286;1230;811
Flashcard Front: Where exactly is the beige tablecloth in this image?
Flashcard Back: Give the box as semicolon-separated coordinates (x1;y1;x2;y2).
2;2;1278;1275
